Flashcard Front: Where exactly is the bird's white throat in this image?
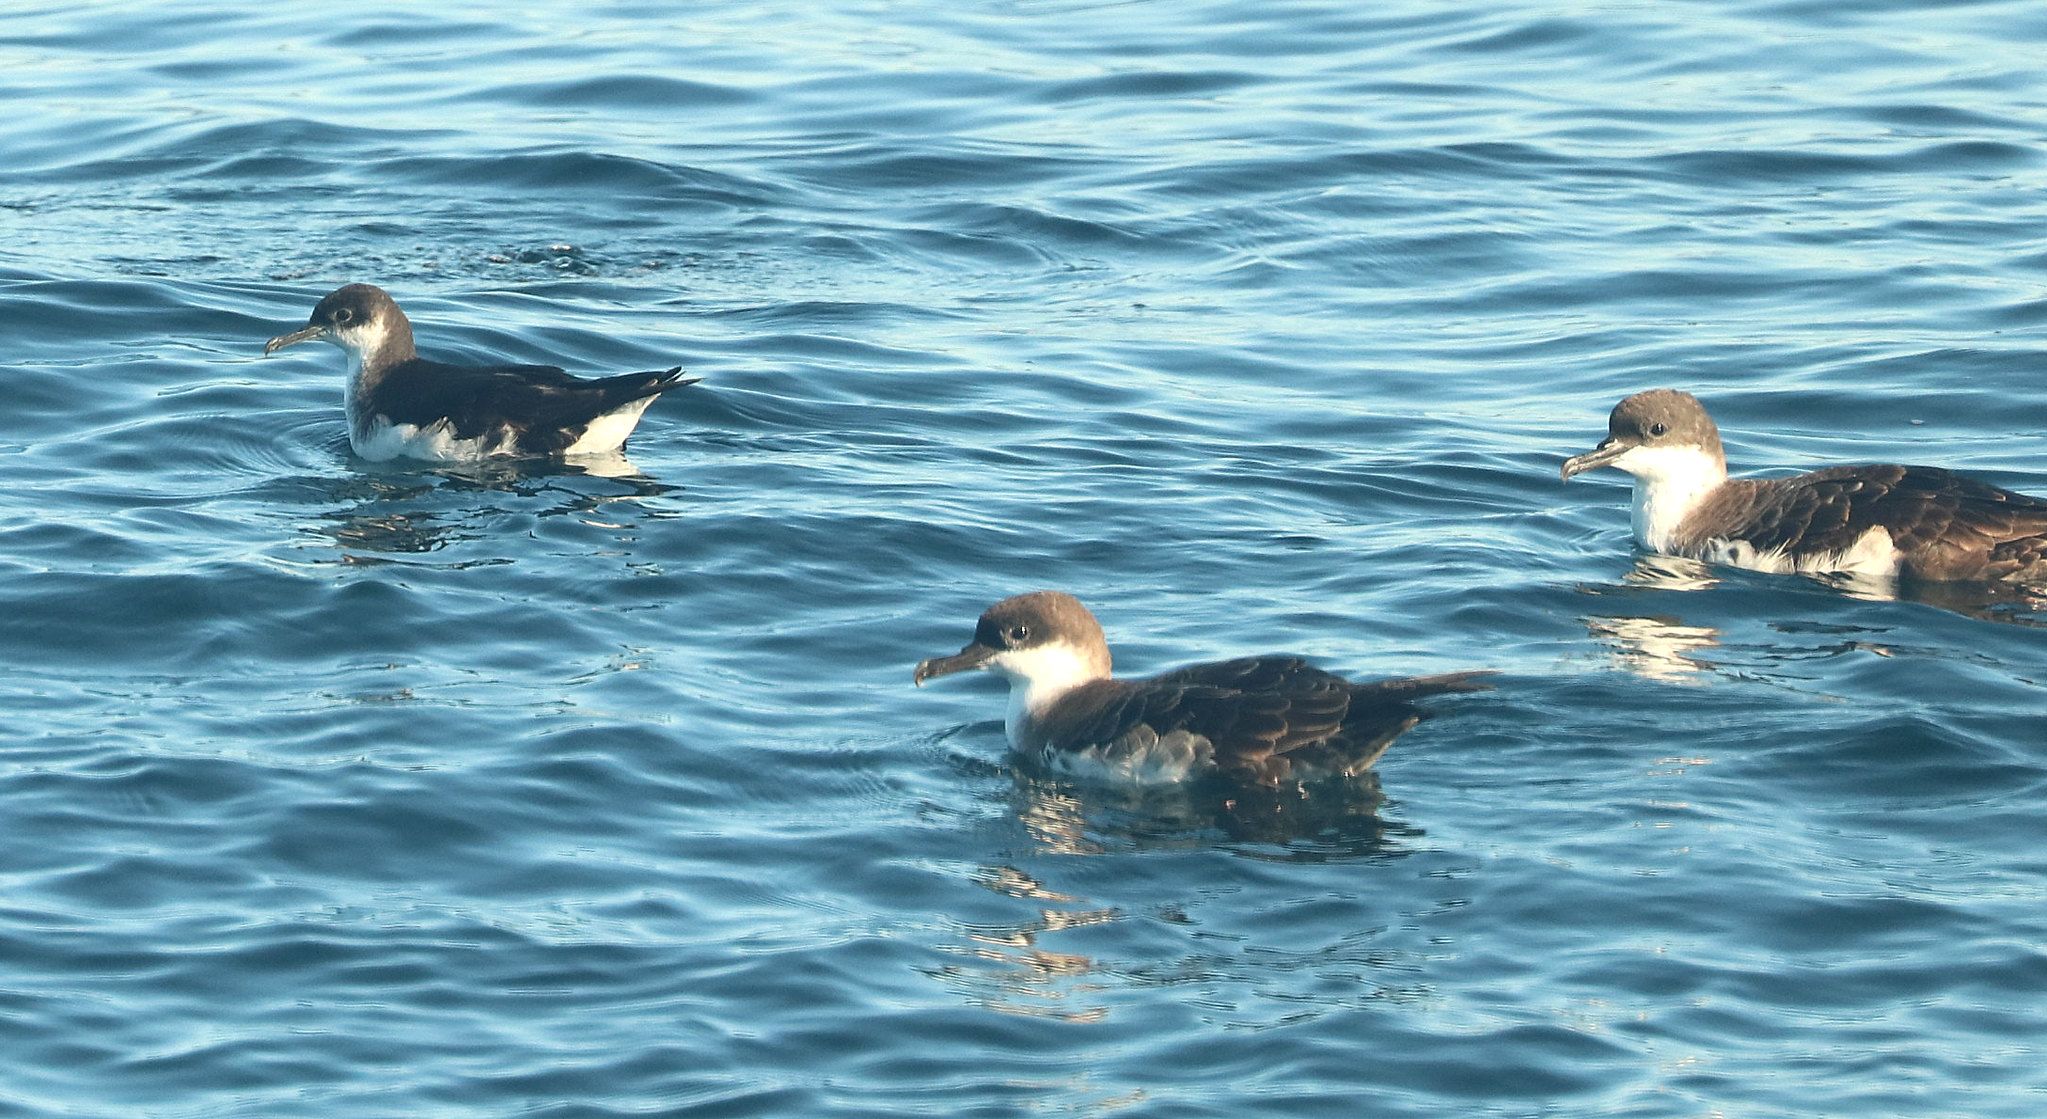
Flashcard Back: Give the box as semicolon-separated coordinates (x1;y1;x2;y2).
1609;445;1727;550
992;641;1107;743
331;318;399;434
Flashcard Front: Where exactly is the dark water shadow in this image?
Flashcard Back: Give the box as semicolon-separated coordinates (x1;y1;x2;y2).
1876;577;2047;628
922;747;1427;1023
1579;554;2046;687
1007;765;1420;865
304;453;680;563
1585;551;2047;622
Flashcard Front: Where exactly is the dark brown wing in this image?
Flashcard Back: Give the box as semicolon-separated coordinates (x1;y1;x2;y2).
1700;466;2047;579
1985;533;2047;580
1274;670;1495;782
375;360;696;453
1057;658;1488;785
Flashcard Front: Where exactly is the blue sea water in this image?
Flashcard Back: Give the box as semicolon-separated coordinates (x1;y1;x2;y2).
5;1;2047;1114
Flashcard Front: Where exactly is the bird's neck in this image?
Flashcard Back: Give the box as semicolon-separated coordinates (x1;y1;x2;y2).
1623;446;1728;550
999;642;1110;746
340;317;418;420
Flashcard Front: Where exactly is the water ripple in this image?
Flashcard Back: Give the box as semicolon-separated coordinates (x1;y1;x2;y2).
4;0;2047;1116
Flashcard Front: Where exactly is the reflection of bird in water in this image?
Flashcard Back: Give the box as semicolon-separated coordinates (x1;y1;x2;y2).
1621;552;1720;592
1585;614;1721;684
1601;553;2046;630
934;788;1415;1028
915;591;1490;787
1011;770;1419;864
327;510;457;557
925;861;1116;1024
309;462;679;562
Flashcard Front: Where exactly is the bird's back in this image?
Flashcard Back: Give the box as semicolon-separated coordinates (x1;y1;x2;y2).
1032;657;1489;785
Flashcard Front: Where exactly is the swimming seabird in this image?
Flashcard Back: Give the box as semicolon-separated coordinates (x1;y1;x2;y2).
1562;389;2047;582
913;591;1491;785
263;283;697;462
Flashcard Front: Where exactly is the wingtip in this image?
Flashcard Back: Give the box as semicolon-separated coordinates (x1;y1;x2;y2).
1392;669;1499;697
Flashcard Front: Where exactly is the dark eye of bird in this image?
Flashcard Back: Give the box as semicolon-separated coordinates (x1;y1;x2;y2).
334;308;354;324
1008;624;1030;644
1649;422;1667;437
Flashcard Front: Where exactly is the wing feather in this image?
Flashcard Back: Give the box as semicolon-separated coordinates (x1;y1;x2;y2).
1052;659;1489;784
1695;466;2047;578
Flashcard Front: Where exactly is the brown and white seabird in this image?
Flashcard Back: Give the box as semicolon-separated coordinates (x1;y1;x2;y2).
264;283;697;463
1562;389;2047;582
913;591;1491;786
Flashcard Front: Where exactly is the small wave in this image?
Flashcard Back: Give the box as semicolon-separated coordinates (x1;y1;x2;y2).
477;74;758;111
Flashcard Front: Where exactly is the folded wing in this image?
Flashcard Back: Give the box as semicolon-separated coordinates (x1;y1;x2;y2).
1704;466;2047;580
1053;658;1490;785
376;361;697;454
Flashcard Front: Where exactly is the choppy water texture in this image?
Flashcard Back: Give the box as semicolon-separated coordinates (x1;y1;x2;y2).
5;1;2047;1115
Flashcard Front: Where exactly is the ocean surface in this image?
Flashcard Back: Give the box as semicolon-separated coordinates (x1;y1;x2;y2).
5;1;2047;1115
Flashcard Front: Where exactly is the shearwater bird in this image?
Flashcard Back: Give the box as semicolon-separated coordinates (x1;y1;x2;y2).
263;283;697;463
912;591;1491;785
1561;388;2047;582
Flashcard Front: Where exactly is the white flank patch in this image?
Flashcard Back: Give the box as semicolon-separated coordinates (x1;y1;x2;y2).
352;416;516;463
1704;525;1901;578
563;396;658;456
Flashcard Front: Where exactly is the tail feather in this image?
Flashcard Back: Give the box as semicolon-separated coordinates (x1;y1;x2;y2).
551;368;697;456
649;366;700;392
585;366;698;404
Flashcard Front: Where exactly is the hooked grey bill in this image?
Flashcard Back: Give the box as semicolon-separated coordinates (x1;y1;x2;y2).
912;641;998;687
1560;436;1630;481
263;322;326;354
